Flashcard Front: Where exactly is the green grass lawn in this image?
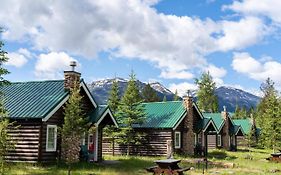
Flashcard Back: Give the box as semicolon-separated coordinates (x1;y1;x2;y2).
5;148;281;175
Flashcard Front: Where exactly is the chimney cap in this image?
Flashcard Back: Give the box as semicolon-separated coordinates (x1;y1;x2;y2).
70;61;77;71
223;106;227;112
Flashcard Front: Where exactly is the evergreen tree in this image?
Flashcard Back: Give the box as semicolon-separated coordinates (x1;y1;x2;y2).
163;95;167;102
173;90;179;101
116;71;145;155
105;78;120;155
61;83;88;175
256;78;281;151
142;83;159;102
0;30;14;174
233;105;241;119
195;72;219;112
108;79;120;114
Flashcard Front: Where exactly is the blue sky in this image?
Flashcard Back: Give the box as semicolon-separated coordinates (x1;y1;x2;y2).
1;0;281;96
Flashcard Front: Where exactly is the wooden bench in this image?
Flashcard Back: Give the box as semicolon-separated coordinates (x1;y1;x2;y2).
145;166;158;172
173;167;191;174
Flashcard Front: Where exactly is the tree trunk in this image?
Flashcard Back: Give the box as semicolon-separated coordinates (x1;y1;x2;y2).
68;164;71;175
112;138;115;156
127;143;130;156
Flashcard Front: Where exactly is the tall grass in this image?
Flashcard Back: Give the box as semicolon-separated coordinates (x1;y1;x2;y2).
5;148;281;175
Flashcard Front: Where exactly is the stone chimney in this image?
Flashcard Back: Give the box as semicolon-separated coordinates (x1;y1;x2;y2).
250;114;256;126
64;61;81;90
221;106;231;150
182;90;195;155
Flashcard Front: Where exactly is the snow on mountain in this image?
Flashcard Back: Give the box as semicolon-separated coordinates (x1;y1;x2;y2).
87;78;261;112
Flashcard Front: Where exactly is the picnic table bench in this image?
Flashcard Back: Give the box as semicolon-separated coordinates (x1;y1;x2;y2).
268;153;281;162
146;159;191;175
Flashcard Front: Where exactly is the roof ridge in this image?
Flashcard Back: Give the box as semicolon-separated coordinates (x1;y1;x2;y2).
142;101;182;104
10;80;64;84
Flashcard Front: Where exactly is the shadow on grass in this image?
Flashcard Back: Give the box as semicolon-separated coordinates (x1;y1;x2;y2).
7;157;156;175
208;150;237;160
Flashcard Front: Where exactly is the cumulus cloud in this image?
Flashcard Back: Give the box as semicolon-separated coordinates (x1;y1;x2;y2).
0;0;271;78
6;48;32;67
160;70;194;80
169;82;198;97
232;52;281;86
216;17;269;51
35;52;77;79
224;0;281;24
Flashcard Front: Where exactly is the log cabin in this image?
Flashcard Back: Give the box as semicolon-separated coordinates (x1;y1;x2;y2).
1;63;118;162
103;96;259;156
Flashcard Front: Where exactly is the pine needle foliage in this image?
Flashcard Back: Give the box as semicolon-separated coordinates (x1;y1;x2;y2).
195;72;219;113
116;71;145;155
61;84;89;174
142;83;159;102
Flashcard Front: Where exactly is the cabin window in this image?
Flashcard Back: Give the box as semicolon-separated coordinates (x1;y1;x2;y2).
46;125;57;152
198;133;202;144
174;132;181;149
81;132;86;145
217;134;222;147
194;133;197;144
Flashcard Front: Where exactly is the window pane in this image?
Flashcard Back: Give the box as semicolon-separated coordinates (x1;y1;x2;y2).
48;127;55;149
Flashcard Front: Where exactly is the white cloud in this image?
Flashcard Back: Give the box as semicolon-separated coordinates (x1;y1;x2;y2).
35;52;77;79
231;52;281;86
160;70;194;80
232;52;262;74
0;0;271;77
216;17;269;51
224;0;281;24
169;82;197;97
6;48;32;67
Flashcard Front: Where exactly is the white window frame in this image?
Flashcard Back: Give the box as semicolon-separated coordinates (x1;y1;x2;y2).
194;133;197;144
198;133;202;144
174;131;181;149
217;134;222;147
81;132;86;145
46;125;57;152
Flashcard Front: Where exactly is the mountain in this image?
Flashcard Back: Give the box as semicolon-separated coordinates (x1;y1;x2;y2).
87;78;174;104
87;78;261;112
215;86;260;112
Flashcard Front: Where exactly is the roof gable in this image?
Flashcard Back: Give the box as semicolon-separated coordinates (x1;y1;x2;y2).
202;113;225;132
134;101;186;129
233;118;252;135
1;79;99;121
1;80;68;119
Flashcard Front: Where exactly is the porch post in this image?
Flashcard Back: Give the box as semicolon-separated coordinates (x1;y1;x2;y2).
204;132;208;156
94;127;99;162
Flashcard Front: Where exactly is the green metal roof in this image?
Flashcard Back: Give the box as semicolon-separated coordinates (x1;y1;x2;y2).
195;117;211;132
134;101;186;129
233;119;252;135
203;113;224;131
89;105;108;123
0;80;68;119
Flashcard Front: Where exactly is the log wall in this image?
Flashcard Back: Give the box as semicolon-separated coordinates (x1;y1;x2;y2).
102;129;172;156
7;120;41;162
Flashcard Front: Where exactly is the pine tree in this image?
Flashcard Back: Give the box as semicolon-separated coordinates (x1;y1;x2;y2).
233;105;241;119
0;30;14;174
61;83;88;175
163;95;167;102
256;78;281;151
142;83;159;102
108;79;120;114
105;78;120;155
195;72;219;112
116;71;145;155
173;90;179;101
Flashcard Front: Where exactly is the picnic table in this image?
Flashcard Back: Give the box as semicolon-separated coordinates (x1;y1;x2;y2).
146;159;190;175
270;153;281;162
